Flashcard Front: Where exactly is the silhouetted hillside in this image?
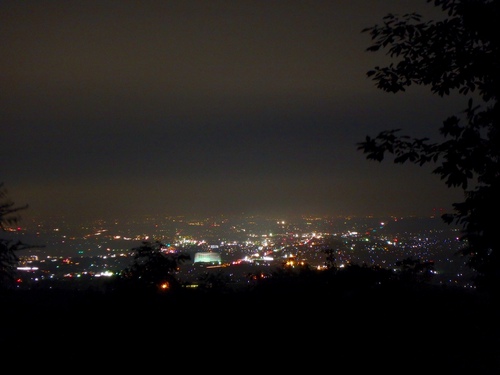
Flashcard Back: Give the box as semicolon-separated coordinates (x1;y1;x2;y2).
1;270;498;373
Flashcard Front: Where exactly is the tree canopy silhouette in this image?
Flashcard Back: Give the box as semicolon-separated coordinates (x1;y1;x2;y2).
114;240;190;293
0;183;38;289
358;0;499;292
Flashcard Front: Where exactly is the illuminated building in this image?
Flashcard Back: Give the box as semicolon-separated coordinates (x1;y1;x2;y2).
193;252;222;265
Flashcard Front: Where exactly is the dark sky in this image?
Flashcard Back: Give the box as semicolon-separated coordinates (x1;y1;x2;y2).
1;0;465;222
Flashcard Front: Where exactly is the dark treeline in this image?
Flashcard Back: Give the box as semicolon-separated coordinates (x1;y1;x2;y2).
1;236;499;372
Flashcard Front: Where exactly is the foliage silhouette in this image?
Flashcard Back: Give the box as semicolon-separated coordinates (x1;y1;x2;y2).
394;256;436;284
111;240;190;294
323;248;338;271
0;183;41;289
196;269;232;292
358;0;499;292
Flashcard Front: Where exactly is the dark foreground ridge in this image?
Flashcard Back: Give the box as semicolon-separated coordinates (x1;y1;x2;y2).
2;277;499;374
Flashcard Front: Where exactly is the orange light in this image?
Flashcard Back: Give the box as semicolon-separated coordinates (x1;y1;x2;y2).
159;282;170;290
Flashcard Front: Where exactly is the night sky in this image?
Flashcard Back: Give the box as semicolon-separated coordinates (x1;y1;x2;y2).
1;0;465;222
